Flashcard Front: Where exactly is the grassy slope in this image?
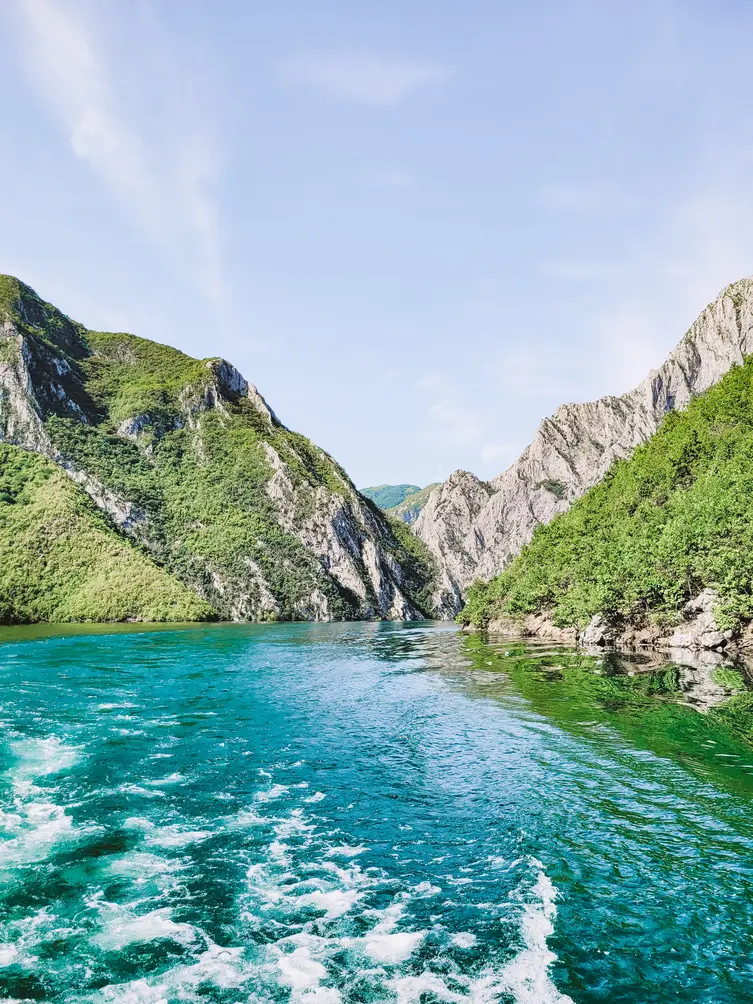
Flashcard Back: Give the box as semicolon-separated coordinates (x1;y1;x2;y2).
0;443;211;623
360;484;421;509
460;357;753;632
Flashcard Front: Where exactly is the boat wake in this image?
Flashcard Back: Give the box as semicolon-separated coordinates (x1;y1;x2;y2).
0;737;576;1003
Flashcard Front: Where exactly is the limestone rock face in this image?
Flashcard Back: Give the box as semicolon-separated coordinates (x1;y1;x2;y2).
581;614;616;648
665;589;733;651
412;471;493;617
416;277;753;614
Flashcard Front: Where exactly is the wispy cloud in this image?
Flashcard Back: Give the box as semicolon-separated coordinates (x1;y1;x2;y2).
493;347;581;401
535;181;639;214
14;0;225;305
363;166;416;190
418;372;516;473
418;372;484;448
278;53;449;106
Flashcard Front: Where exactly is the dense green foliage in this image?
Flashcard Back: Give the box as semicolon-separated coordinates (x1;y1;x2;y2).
84;330;208;427
386;483;440;524
461;357;753;632
0;443;211;623
361;484;421;509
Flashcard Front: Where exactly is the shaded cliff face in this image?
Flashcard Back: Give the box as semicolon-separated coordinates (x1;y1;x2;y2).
0;276;435;622
416;277;753;616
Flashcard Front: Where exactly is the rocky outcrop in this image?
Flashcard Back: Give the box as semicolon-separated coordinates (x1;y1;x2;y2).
417;277;753;614
411;471;493;617
665;589;734;652
485;589;737;657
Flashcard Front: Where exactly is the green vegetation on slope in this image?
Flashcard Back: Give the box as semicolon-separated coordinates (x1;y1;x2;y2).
460;357;753;632
361;484;421;509
385;483;440;524
0;278;435;621
0;443;211;624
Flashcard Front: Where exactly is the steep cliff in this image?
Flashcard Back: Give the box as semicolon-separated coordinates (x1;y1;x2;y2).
416;277;753;616
459;355;753;654
0;276;435;623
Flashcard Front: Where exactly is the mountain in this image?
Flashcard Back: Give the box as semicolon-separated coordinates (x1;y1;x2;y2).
459;355;753;651
385;484;440;525
416;277;753;616
360;483;440;524
0;276;435;623
361;484;421;509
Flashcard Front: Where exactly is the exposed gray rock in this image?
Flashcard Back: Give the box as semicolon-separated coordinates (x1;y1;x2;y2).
412;471;493;617
262;442;421;620
581;614;616;647
664;589;733;651
416;276;753;614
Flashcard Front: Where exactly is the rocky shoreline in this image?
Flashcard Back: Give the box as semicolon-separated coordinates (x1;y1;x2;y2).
474;588;753;661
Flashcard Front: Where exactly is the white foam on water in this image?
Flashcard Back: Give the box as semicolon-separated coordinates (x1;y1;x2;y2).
361;930;425;963
413;881;441;896
326;843;367;857
144;773;186;786
0;738;90;869
389;971;470;1003
0;787;77;867
9;737;82;777
95;940;248;1002
298;988;343;1003
146;825;211;849
116;783;166;799
498;861;576;1004
104;849;191;893
256;783;290;802
92;905;198;951
277;945;329;988
0;942;19;965
305;791;326;803
295;888;363;919
452;932;477;949
0;906;82;974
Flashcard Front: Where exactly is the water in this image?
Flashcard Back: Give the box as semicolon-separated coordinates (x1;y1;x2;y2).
1;622;753;1002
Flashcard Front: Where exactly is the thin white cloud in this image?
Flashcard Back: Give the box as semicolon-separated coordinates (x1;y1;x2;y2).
363;166;416;190
535;182;639;214
480;442;514;463
278;54;449;106
14;0;225;305
418;372;485;449
540;259;621;282
493;348;581;401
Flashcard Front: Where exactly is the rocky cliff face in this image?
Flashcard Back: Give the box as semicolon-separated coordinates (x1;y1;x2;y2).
416;277;753;616
0;276;435;622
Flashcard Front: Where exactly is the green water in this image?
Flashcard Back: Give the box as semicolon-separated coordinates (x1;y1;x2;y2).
1;622;753;1002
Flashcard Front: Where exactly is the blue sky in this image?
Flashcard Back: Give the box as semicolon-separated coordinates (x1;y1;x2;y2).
2;1;753;488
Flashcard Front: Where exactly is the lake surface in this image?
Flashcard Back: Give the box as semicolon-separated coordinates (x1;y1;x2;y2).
1;622;753;1003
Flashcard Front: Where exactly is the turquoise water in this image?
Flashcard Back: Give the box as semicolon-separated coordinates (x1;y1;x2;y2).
1;622;753;1002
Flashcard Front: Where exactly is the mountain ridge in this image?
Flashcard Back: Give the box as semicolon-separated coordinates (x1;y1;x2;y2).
0;276;436;623
415;276;753;615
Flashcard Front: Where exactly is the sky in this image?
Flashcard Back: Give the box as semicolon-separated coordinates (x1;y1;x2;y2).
2;0;753;488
